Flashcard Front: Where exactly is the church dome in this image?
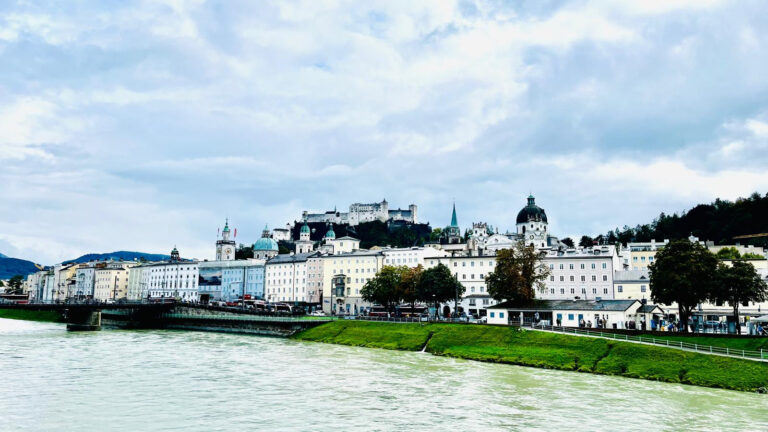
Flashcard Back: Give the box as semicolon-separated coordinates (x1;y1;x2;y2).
324;226;336;239
516;195;548;224
253;237;279;252
300;222;310;233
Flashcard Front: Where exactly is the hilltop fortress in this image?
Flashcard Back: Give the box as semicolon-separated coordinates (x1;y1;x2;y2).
301;199;417;226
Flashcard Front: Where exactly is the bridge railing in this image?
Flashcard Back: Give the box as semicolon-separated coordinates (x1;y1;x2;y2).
530;323;767;361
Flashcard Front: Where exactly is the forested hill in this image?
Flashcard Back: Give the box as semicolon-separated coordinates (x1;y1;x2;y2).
63;251;171;265
594;192;768;246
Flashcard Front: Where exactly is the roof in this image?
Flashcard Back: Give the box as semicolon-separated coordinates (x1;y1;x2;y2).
300;222;310;233
450;203;458;227
267;252;319;264
614;269;650;282
638;304;663;313
490;299;639;312
335;236;359;241
253;236;278;251
516;195;548;224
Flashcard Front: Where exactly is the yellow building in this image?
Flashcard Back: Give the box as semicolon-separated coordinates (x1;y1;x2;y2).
321;251;383;314
93;265;133;301
613;270;651;301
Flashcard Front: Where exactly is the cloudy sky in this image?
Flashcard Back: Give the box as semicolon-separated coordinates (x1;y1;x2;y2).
2;0;768;264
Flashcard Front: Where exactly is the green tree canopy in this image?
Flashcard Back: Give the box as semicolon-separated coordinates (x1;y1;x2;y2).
650;239;719;332
416;263;464;316
361;266;405;313
7;275;24;295
561;237;575;248
397;265;423;310
486;242;550;305
716;247;742;260
578;236;594;247
712;259;768;334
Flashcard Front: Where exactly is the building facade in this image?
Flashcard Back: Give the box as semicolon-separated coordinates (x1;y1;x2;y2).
320;250;384;314
198;259;265;302
539;246;619;300
265;253;316;303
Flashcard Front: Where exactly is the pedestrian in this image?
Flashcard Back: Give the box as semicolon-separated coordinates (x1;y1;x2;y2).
556;317;561;327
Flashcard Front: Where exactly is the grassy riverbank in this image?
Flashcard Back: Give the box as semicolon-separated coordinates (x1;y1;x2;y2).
0;309;64;323
293;321;768;392
638;333;768;351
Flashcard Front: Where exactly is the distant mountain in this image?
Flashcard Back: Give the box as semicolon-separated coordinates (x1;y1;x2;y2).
63;251;171;265
0;257;40;279
0;252;7;258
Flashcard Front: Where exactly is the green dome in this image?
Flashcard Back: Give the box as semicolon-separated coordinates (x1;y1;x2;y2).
300;222;310;233
516;195;548;224
324;226;336;239
253;237;278;252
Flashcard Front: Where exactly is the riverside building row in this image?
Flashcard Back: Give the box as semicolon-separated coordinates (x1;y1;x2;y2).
20;196;768;319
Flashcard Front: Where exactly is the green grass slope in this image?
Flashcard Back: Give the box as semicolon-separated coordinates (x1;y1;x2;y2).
0;309;64;323
293;321;768;392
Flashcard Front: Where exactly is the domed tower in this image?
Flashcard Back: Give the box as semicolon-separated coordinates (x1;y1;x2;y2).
253;224;279;260
216;219;236;261
516;195;548;248
170;246;180;262
299;221;311;242
324;224;336;242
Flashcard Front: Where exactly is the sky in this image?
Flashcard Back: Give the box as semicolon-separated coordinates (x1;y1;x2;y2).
2;0;768;264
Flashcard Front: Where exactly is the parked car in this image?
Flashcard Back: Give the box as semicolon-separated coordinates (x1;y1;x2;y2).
476;316;487;324
311;310;326;316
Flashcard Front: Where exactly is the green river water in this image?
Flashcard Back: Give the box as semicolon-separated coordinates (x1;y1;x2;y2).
1;318;766;431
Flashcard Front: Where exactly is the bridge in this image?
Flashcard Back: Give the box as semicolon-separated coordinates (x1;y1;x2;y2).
0;302;331;335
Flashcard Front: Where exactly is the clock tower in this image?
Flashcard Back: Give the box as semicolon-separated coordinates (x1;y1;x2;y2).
216;219;236;261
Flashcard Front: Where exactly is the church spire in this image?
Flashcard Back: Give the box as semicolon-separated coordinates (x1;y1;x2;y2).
450;202;458;227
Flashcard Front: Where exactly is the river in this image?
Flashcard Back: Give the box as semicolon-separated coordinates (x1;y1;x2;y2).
1;318;766;431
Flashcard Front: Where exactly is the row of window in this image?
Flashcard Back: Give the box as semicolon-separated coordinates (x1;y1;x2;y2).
550;263;608;270
616;285;647;293
547;287;610;295
550;275;609;282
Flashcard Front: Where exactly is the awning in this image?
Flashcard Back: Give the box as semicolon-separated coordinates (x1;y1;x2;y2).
751;315;768;323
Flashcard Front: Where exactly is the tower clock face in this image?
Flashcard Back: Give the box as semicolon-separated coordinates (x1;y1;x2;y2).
226;248;233;254
529;235;534;240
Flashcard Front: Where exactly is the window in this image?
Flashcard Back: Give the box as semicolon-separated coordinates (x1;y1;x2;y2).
580;276;585;282
499;312;505;318
602;263;607;269
592;275;596;282
570;276;574;282
633;257;638;262
560;288;565;294
617;285;623;293
592;288;596;294
559;264;564;270
560;276;564;282
603;275;608;281
641;285;647;293
570;288;575;294
568;314;574;320
580;264;585;269
490;312;495;318
550;276;555;281
603;288;608;294
549;264;554;270
569;264;574;270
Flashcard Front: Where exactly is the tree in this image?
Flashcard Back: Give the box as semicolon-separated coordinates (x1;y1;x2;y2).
429;228;443;242
650;240;719;332
398;265;423;312
712;260;767;334
0;280;4;288
561;237;575;248
417;263;464;317
235;245;254;260
716;247;741;260
742;252;766;260
7;275;24;295
361;266;404;313
486;242;550;305
579;235;594;247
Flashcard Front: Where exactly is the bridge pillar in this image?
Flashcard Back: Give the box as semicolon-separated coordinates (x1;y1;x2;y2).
66;310;102;331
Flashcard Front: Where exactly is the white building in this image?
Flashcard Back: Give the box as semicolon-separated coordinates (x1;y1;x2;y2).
141;248;199;302
486;299;660;329
265;252;317;303
294;222;314;254
539;246;620;300
76;265;96;298
382;246;449;267
425;254;498;317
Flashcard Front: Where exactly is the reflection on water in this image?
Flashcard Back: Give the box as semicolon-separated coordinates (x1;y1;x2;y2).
1;318;766;431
